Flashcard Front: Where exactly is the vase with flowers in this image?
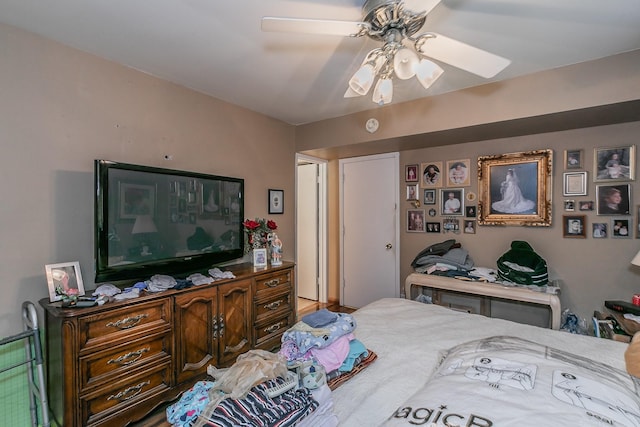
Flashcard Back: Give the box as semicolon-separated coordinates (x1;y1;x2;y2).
243;218;278;262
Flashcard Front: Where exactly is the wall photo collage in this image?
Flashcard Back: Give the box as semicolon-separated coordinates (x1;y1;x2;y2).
405;145;637;238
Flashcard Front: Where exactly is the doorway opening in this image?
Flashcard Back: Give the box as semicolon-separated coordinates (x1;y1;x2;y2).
295;154;327;312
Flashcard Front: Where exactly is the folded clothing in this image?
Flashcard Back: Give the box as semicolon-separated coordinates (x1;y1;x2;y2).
302;308;338;328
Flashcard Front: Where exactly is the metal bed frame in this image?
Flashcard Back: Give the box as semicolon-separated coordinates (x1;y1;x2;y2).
0;301;50;427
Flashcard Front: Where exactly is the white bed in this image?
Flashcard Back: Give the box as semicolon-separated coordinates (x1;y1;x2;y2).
331;298;635;427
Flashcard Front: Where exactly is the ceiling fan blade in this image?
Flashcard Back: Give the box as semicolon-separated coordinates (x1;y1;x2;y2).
261;17;366;37
418;33;511;78
403;0;442;16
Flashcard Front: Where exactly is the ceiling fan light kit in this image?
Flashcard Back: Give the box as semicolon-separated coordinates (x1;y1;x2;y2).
263;0;511;106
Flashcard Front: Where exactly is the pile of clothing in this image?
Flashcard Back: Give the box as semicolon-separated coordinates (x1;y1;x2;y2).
166;350;336;427
279;309;376;390
411;239;497;282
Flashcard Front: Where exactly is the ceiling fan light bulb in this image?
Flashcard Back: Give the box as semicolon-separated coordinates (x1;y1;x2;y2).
415;59;444;89
393;48;419;80
372;78;393;105
349;63;375;95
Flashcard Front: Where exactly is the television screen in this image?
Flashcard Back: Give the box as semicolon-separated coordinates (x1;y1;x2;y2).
95;160;244;283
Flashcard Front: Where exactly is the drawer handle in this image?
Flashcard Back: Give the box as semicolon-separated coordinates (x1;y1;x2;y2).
106;313;149;330
107;380;150;402
264;300;283;310
264;322;283;334
264;279;280;288
107;347;150;366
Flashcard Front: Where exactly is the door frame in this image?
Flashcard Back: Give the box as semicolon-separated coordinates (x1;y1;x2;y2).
295;154;328;303
339;152;400;306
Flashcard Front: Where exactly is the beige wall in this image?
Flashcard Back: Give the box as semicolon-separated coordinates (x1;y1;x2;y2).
299;50;640;324
0;23;295;335
399;122;640;323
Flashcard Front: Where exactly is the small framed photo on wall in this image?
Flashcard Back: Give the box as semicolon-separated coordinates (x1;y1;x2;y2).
594;145;635;182
612;218;631;238
596;184;631;215
593;222;607;238
563;215;586;238
563;172;587;196
405;164;419;182
446;159;471;187
45;261;85;302
564;149;583;169
406;184;419;201
407;209;425;232
423;189;436;205
426;222;440;233
421;162;443;188
440;188;464;215
268;189;284;214
463;220;476;234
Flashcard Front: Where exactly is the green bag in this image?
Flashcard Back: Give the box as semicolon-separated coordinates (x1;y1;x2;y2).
496;241;549;286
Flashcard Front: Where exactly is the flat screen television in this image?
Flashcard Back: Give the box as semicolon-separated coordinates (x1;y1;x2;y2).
95;160;244;283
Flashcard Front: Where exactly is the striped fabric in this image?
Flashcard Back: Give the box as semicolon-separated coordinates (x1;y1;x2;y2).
196;377;318;427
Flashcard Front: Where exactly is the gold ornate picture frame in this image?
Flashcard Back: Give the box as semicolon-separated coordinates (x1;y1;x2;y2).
477;149;553;226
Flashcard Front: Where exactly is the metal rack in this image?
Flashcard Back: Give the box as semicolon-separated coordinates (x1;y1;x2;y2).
0;301;50;427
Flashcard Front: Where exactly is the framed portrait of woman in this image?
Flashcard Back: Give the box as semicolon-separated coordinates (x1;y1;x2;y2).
596;184;630;215
477;150;552;226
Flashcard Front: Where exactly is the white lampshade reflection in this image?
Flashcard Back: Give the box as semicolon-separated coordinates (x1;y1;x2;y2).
348;63;375;95
132;215;157;234
372;78;393;105
415;59;444;89
393;47;419;80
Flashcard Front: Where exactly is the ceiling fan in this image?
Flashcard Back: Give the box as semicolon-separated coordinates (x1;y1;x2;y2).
262;0;511;105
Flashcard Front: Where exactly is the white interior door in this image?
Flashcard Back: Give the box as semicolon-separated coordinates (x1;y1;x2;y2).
296;162;319;300
340;153;399;308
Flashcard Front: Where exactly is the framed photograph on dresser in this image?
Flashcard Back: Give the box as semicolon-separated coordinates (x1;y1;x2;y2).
45;261;85;302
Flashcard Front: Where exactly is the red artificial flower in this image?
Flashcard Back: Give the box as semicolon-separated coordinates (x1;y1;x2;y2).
266;220;278;230
243;219;260;230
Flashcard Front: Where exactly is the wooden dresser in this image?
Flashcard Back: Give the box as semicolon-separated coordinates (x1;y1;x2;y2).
39;262;295;427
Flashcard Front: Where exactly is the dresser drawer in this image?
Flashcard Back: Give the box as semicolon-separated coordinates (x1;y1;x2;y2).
79;299;172;351
254;288;292;322
255;270;292;297
80;331;172;390
255;312;293;344
81;362;171;426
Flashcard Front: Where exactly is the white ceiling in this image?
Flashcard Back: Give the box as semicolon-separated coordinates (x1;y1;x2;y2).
1;0;639;125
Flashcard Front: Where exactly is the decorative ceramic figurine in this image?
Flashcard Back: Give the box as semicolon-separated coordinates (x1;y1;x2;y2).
270;232;283;266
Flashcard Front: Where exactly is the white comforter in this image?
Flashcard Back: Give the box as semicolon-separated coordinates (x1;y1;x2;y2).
331;298;630;426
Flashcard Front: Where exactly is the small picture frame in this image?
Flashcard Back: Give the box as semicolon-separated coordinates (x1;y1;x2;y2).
465;205;476;218
268;189;284;214
563;215;586;238
253;248;268;267
45;261;85;302
579;201;594;211
446;159;471;187
564;200;575;212
592;222;607;238
563;172;587;196
407;209;426;232
406;184;419;201
405;164;419;182
612;218;631;238
596;184;631;215
423;189;436;205
421;162;443;188
564;149;583;169
463;220;476;234
594;145;635;182
426;222;440;233
440;188;464;215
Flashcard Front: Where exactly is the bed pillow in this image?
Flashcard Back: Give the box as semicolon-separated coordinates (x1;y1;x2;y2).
382;336;640;427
